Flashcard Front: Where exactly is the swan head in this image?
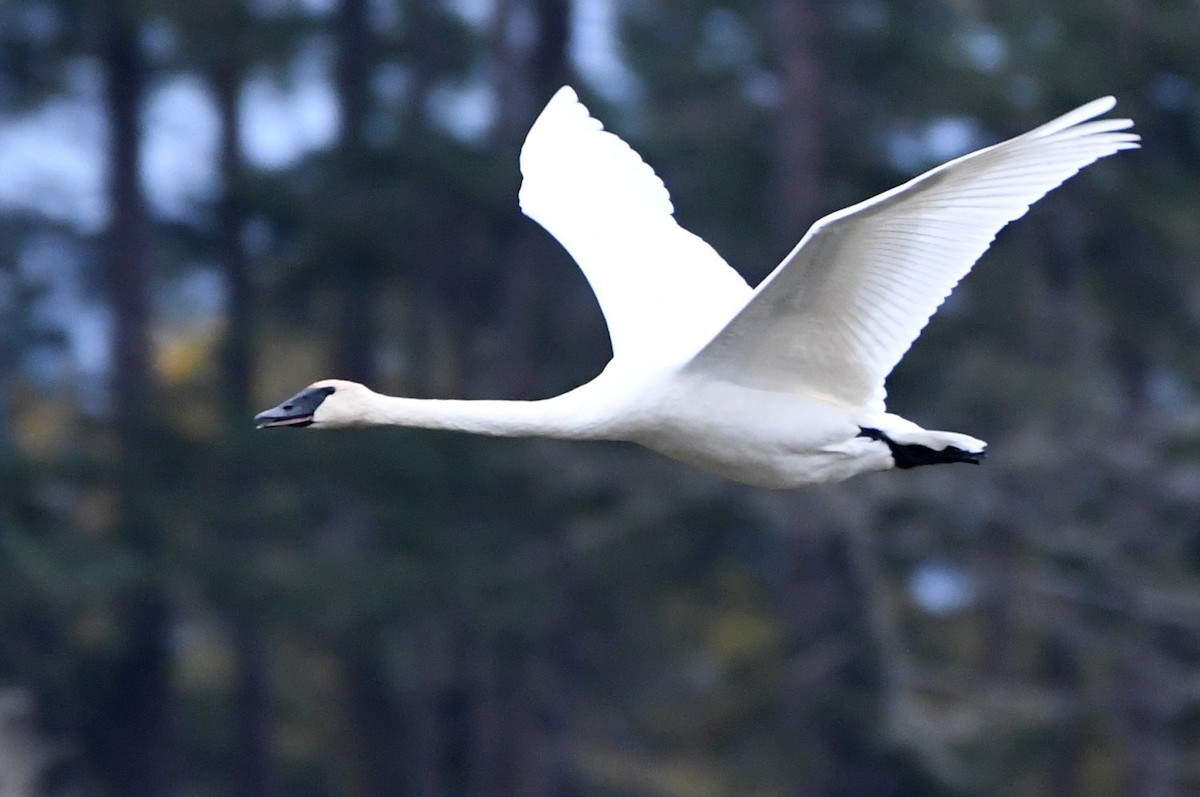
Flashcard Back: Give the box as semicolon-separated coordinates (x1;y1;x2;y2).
254;379;374;429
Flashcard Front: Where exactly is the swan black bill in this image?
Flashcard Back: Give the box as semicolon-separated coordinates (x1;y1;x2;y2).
254;385;336;429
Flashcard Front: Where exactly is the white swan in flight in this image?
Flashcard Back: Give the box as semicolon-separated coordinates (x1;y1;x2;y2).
256;87;1138;488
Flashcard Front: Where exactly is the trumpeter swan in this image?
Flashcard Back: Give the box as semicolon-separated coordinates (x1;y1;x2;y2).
256;87;1138;488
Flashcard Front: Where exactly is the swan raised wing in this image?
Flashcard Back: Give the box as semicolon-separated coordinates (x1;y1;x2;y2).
520;87;752;361
688;97;1139;411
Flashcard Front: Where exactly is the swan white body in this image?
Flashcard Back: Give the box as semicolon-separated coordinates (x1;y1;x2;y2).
257;88;1138;488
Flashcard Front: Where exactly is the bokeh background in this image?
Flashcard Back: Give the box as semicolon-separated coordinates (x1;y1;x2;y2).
0;0;1197;795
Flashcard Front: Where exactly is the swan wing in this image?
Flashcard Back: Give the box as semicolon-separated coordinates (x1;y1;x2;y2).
520;87;752;360
688;97;1139;410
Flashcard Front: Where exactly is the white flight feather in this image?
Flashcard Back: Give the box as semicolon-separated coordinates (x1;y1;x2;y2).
519;87;751;362
686;96;1139;411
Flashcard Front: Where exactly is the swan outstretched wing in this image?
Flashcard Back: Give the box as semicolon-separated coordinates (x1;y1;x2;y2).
520;87;751;360
688;97;1139;410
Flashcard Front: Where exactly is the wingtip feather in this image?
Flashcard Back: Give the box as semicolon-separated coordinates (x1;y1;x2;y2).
1028;95;1121;137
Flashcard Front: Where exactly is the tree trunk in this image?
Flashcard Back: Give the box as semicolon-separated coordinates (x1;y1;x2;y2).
767;4;846;793
333;0;378;385
531;0;570;102
230;616;276;797
342;638;412;796
212;14;278;793
106;11;152;446
494;0;574;400
403;617;447;797
89;592;175;796
214;48;253;418
93;12;176;796
771;0;824;242
774;525;854;796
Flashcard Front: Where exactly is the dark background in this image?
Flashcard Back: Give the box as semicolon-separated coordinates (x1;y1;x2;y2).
0;1;1197;795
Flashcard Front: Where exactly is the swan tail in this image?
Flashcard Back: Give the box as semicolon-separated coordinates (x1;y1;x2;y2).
857;426;986;470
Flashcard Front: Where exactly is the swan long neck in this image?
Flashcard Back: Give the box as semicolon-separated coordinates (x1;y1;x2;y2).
351;389;616;440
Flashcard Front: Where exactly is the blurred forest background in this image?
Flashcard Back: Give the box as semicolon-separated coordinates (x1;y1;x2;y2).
0;0;1197;795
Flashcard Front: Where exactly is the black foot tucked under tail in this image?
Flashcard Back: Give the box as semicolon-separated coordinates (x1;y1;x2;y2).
857;427;985;470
